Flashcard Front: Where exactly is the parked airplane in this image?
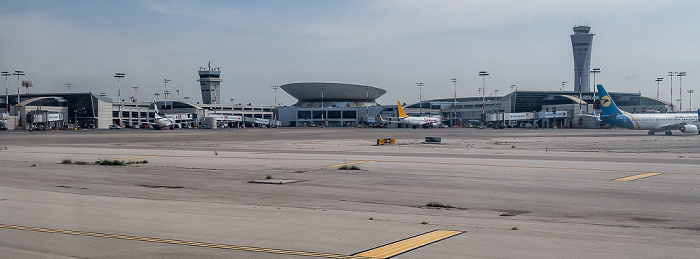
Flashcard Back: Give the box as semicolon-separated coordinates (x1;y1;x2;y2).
151;101;175;130
392;100;441;129
597;84;699;135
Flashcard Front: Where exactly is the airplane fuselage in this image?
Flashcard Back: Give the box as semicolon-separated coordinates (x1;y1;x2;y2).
597;84;700;135
602;112;698;131
399;116;440;127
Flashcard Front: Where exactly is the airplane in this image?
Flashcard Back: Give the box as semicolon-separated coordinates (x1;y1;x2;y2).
390;100;441;129
151;101;175;130
597;84;699;135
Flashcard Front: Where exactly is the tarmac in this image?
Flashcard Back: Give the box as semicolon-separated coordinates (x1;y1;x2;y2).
0;127;698;258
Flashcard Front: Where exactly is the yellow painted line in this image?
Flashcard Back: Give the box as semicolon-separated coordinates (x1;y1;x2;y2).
354;230;463;258
117;155;160;161
0;224;369;259
328;161;378;168
613;172;663;181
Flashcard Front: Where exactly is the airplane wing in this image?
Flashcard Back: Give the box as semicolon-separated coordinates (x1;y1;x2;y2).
657;122;694;130
581;114;601;122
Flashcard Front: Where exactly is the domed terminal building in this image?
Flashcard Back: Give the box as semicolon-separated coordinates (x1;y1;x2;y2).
277;82;388;127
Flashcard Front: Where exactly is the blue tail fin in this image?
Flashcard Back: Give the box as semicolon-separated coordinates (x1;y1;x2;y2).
597;84;623;116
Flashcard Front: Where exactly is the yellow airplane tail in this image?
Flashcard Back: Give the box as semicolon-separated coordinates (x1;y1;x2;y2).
396;100;408;118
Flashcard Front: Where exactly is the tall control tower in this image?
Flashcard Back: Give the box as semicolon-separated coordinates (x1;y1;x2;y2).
198;62;222;104
570;26;594;92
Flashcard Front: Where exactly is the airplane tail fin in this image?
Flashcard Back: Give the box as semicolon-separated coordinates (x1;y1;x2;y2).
597;84;623;116
396;100;408;118
153;100;162;118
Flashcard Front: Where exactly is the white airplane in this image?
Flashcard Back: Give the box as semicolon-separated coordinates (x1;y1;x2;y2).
151;101;175;130
597;84;699;135
391;100;441;129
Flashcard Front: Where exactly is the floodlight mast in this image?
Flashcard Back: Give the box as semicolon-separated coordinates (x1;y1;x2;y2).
655;77;663;100
416;82;424;115
677;72;686;110
14;71;25;128
478;71;489;126
163;79;171;115
668;72;678;111
2;71;10;112
114;73;125;126
590;68;600;114
451;78;457;127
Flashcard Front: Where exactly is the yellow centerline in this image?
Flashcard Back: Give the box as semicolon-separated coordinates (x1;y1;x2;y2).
0;224;368;259
354;230;463;258
328;161;378;168
613;172;663;181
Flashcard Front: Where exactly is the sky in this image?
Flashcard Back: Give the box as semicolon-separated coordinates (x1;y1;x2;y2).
2;0;700;109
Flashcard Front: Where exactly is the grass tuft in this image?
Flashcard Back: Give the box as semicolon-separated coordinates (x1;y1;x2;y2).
338;164;360;170
95;159;125;166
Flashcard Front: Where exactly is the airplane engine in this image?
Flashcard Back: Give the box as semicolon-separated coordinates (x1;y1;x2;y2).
679;124;698;133
431;123;438;127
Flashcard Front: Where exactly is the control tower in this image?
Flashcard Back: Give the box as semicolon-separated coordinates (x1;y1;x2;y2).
197;62;222;104
570;26;595;92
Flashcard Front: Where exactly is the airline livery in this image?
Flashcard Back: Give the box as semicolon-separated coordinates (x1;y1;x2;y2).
597;84;699;135
151;101;175;130
395;100;441;128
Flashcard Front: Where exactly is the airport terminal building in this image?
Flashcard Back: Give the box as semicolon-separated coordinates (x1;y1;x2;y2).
276;83;389;127
1;92;273;130
274;82;671;129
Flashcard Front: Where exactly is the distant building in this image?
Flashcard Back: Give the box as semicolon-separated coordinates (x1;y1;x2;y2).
198;62;222;104
571;26;595;93
277;82;387;127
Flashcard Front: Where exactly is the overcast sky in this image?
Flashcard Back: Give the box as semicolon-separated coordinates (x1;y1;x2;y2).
2;0;699;109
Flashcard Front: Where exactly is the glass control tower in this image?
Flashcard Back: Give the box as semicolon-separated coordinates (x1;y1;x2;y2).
571;26;595;92
198;62;222;104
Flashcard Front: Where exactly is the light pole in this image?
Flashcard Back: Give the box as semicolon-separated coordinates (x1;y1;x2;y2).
561;81;567;91
591;68;600;114
176;89;180;102
510;84;516;92
688;89;694;111
655;77;663;100
320;85;326;127
451;78;457;127
64;83;73;92
668;72;678;111
479;71;489;125
14;71;25;128
416;82;424;115
163;90;171;117
576;69;583;127
270;85;279;106
114;72;125;126
183;96;190;103
677;72;686;110
2;71;10;113
131;86;139;102
364;85;369;126
213;83;218;113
